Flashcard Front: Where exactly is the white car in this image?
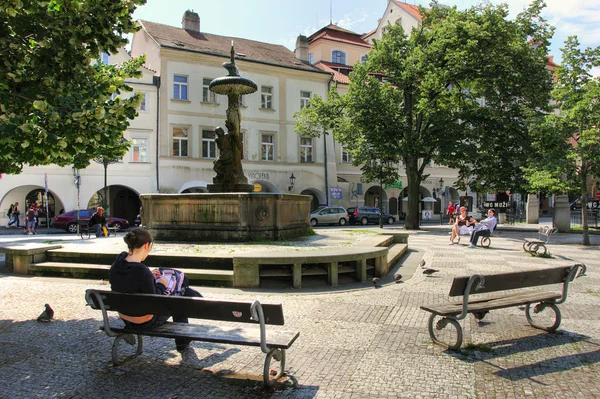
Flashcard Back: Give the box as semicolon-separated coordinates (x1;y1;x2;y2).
310;206;349;227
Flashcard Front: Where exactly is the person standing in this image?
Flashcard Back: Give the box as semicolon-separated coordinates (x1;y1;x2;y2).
7;202;20;227
26;205;36;235
88;206;108;237
6;204;14;227
447;203;455;224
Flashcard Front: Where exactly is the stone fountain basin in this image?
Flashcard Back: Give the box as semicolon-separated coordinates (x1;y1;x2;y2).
141;193;312;242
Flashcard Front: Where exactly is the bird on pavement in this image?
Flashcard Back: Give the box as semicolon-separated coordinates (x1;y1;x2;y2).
422;268;439;276
419;259;426;268
37;304;54;322
394;273;403;283
372;277;380;287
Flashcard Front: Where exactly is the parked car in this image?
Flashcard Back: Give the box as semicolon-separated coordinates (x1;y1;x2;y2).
347;206;396;225
310;206;349;226
53;209;130;233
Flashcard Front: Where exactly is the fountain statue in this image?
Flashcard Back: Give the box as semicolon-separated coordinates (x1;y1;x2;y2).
207;45;256;193
139;43;312;243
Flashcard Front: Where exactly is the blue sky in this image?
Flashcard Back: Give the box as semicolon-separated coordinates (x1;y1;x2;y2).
132;0;600;69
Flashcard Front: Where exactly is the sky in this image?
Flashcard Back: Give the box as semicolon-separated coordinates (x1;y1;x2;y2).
132;0;600;70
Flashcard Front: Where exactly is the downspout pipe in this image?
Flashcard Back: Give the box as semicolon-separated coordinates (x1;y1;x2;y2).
153;76;160;191
324;73;334;206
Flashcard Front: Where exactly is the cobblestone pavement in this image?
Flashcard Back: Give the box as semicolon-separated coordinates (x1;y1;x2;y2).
0;228;599;399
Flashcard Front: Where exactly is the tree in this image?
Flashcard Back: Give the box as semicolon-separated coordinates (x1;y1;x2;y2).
296;1;553;229
524;36;600;245
0;0;146;174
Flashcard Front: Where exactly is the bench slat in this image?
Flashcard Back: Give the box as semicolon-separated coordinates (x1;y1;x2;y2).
420;290;561;316
87;290;285;325
110;322;299;349
448;266;571;297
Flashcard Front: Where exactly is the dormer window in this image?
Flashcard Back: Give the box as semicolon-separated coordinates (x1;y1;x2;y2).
331;50;346;65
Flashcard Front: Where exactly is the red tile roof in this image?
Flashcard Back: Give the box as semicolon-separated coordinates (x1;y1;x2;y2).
314;61;351;84
308;24;372;48
138;20;328;74
393;2;423;22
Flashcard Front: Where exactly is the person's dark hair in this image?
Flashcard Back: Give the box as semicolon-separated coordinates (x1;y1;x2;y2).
489;209;496;217
123;227;153;251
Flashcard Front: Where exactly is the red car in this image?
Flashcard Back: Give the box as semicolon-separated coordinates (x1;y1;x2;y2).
53;209;130;233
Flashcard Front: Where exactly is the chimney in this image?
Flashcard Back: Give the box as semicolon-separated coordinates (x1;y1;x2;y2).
295;35;309;62
182;10;200;32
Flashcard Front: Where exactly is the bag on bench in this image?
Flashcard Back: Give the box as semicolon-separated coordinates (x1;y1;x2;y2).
155;268;203;298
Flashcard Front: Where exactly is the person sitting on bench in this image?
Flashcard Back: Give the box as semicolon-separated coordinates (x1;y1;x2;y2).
109;228;195;351
88;206;108;237
468;209;497;248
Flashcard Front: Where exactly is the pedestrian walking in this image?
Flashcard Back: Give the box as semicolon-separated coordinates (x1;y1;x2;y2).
26;205;36;235
7;202;20;227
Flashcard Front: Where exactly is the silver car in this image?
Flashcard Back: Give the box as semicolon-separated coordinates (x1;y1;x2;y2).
310;206;349;226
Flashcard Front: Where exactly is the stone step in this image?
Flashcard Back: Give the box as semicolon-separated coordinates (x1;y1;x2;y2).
259;264;375;277
387;243;408;269
29;262;234;285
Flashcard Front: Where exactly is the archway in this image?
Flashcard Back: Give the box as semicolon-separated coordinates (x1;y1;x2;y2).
179;180;209;193
398;186;432;216
364;185;388;212
1;185;65;226
389;197;398;215
24;188;63;227
250;180;280;193
300;188;326;211
88;185;140;224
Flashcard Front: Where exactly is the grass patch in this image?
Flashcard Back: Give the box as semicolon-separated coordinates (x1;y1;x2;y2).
571;226;583;231
463;342;493;353
587;289;600;297
535;252;553;258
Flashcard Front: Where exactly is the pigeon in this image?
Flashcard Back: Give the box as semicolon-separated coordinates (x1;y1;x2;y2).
372;277;380;287
422;268;439;276
419;259;426;268
37;304;54;322
394;273;403;283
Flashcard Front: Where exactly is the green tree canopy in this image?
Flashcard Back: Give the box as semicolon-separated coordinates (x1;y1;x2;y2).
524;36;600;245
0;0;147;174
296;0;554;229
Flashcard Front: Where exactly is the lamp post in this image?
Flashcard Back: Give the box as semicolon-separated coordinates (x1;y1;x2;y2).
288;173;296;191
439;178;445;226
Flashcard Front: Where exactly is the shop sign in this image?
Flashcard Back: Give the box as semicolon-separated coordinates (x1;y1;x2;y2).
385;181;403;189
247;172;269;180
482;201;509;211
330;187;342;199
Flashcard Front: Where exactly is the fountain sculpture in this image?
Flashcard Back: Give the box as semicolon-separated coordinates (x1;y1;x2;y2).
140;44;311;242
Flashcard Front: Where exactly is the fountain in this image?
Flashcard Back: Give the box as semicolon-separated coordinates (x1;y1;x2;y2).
140;44;312;242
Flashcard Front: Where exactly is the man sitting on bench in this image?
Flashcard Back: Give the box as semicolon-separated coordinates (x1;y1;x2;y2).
468;209;497;248
88;206;108;237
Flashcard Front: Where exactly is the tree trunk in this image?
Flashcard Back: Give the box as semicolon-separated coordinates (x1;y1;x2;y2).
581;167;590;246
404;159;421;230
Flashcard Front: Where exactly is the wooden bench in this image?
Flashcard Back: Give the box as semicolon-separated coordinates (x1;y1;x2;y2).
523;226;557;256
85;289;299;387
79;224;117;239
420;264;586;350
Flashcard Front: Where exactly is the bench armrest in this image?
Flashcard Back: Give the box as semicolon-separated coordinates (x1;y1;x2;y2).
554;264;587;305
250;299;272;354
85;289;120;337
455;274;486;321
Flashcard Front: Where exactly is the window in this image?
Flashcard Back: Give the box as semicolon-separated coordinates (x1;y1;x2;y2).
308;53;314;64
261;86;273;109
139;93;147;111
202;130;217;159
300;91;311;109
173;75;188;100
261;134;274;161
131;138;148;162
360;55;367;64
300;137;313;163
100;52;109;64
341;147;352;163
202;78;217;103
172;127;188;157
332;50;346;65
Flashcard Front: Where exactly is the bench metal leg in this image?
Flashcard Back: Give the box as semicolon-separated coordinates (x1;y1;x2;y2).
480;237;491;248
427;313;463;351
111;334;143;365
525;302;561;332
263;348;286;387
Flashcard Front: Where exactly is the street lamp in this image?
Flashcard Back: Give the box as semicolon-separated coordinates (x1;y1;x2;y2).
288;173;296;191
439;178;445;226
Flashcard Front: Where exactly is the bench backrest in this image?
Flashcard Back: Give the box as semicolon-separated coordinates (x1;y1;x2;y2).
85;289;285;325
448;266;573;297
